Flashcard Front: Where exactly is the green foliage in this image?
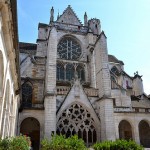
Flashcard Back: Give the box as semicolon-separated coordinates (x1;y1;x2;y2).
93;139;144;150
0;135;31;150
10;135;31;150
66;135;87;150
0;138;11;150
41;134;87;150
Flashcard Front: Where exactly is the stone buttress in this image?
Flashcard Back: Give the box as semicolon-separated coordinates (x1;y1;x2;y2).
44;27;57;138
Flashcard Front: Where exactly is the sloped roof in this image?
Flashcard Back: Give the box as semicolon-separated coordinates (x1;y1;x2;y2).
57;5;82;25
38;23;49;29
131;97;150;108
19;42;37;51
108;54;124;65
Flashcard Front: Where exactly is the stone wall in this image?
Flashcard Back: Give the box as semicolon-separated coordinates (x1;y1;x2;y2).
0;0;20;139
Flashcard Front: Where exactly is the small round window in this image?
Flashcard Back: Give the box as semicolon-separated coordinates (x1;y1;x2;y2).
57;37;81;60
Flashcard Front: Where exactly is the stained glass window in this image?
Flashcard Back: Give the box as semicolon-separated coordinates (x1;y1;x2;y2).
57;63;64;80
57;63;86;82
66;63;74;81
57;37;81;60
22;82;32;106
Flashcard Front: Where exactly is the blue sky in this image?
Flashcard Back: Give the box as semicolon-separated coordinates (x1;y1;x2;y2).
17;0;150;94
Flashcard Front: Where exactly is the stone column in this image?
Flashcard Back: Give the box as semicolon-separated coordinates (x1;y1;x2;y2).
44;95;56;138
90;49;96;88
44;27;57;138
134;123;140;145
98;98;116;141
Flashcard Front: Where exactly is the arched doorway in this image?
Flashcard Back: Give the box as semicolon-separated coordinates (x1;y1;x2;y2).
57;103;97;146
139;120;150;148
119;120;132;140
20;117;40;150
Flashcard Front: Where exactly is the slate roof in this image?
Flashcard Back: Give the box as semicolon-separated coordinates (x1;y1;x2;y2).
38;23;49;29
19;42;37;51
108;54;124;65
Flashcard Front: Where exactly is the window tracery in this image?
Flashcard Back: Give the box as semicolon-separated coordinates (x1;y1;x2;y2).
56;62;85;82
57;37;81;60
57;63;65;80
22;82;32;107
66;63;74;81
57;103;97;145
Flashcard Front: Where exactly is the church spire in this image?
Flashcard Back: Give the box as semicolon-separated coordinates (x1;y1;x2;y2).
50;6;54;24
84;12;88;26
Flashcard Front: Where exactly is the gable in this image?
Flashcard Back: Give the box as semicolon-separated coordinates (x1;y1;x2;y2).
57;5;82;26
56;79;100;128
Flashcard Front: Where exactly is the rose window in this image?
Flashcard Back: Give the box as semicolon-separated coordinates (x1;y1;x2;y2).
57;37;81;60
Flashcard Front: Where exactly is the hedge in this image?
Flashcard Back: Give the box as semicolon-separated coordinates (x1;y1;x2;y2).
93;139;143;150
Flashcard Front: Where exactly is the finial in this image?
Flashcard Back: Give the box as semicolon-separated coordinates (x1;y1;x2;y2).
50;6;54;24
84;12;88;26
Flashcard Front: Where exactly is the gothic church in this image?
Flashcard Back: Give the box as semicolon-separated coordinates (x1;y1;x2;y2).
18;5;150;150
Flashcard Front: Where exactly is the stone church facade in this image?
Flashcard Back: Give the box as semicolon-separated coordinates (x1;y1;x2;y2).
19;5;150;149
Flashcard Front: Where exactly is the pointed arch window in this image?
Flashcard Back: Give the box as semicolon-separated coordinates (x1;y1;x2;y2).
57;103;97;146
57;63;64;80
66;64;74;81
76;65;85;81
57;37;81;60
22;82;32;107
57;62;86;82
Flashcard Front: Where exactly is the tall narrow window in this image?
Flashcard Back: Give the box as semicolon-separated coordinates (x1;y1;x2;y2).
66;63;74;81
76;65;85;81
57;63;64;80
22;82;32;107
126;80;129;88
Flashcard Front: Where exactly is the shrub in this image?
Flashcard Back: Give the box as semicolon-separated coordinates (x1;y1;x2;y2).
41;134;87;150
66;135;87;150
10;135;31;150
0;138;11;150
41;134;66;150
93;139;143;150
0;135;31;150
